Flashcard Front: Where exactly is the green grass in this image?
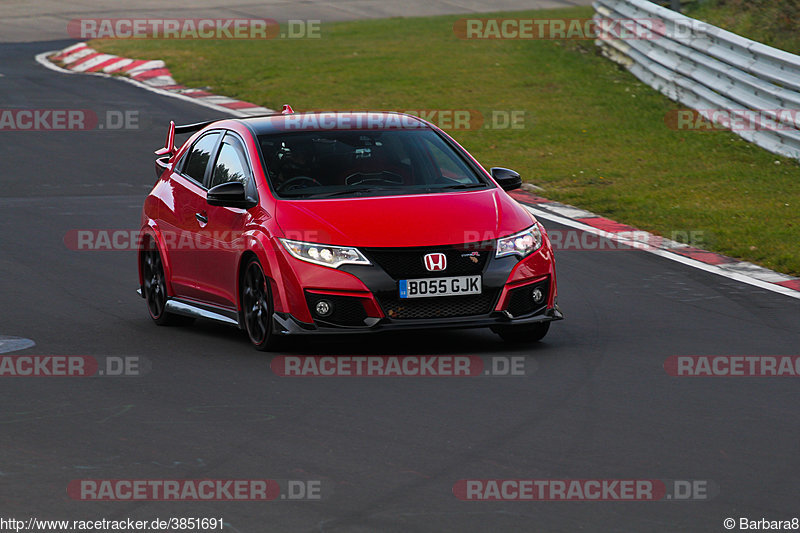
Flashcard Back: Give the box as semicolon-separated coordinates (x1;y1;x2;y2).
685;0;800;54
91;7;800;275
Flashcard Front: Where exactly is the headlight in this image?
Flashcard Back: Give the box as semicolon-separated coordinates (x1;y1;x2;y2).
496;225;543;259
280;239;371;268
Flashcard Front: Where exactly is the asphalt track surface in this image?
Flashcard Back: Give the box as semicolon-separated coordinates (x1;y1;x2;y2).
1;39;800;533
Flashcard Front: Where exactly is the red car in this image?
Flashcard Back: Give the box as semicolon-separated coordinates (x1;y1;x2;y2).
138;109;562;350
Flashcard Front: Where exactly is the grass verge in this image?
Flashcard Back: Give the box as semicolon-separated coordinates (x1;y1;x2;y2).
92;7;800;275
685;0;800;54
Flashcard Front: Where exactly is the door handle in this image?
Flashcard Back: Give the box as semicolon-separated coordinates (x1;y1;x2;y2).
195;212;208;224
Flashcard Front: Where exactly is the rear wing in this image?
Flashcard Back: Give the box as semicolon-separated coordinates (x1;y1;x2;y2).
154;119;218;156
154;105;293;156
153;119;215;179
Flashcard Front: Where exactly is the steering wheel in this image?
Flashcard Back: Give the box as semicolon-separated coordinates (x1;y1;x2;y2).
344;171;404;186
278;175;323;193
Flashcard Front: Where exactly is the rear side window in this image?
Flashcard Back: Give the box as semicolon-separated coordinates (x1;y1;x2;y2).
182;132;221;185
208;136;251;189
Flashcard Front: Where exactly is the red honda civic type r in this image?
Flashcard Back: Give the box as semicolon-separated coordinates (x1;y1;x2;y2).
138;108;562;350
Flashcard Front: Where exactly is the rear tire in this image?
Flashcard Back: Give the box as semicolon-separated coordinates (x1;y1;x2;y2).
141;244;193;326
493;322;550;343
241;258;280;351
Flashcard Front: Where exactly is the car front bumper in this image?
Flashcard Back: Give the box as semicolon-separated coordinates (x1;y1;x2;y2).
272;237;561;335
271;304;564;336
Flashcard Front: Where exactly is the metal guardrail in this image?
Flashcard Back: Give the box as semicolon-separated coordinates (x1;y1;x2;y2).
593;0;800;160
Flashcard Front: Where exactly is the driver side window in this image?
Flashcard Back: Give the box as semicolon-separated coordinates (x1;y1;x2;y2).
207;135;252;189
420;136;475;184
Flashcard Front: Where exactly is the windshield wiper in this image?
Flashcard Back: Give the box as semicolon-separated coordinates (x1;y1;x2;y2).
281;183;485;199
430;183;487;191
306;186;405;199
279;191;316;198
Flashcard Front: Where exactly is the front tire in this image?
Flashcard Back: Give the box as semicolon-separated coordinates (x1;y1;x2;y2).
493;322;550;343
241;258;280;351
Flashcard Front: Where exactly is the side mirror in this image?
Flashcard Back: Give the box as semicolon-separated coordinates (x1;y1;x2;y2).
491;167;522;192
207;182;257;209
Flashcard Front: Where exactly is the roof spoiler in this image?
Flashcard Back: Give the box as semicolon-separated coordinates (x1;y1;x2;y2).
154;107;293;156
154;119;218;157
154;121;176;156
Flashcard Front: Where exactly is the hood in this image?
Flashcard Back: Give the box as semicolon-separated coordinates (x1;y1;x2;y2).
275;189;535;247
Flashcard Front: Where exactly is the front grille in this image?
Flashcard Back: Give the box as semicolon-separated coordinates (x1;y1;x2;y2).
377;289;499;320
506;278;550;317
305;293;368;327
364;242;494;279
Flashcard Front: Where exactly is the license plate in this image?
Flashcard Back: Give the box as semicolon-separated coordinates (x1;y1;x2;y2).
399;275;481;299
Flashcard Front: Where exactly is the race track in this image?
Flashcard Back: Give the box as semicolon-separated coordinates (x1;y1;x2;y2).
1;38;799;532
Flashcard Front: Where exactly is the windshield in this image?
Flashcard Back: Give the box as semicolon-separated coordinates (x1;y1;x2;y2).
258;129;490;199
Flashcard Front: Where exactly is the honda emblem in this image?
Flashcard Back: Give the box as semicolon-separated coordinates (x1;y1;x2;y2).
423;253;447;272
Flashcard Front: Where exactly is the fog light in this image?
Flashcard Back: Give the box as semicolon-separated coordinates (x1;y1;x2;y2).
315;300;333;317
531;288;544;304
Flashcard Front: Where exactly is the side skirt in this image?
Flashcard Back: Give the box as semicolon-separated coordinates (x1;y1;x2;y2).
137;288;241;328
165;298;241;328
